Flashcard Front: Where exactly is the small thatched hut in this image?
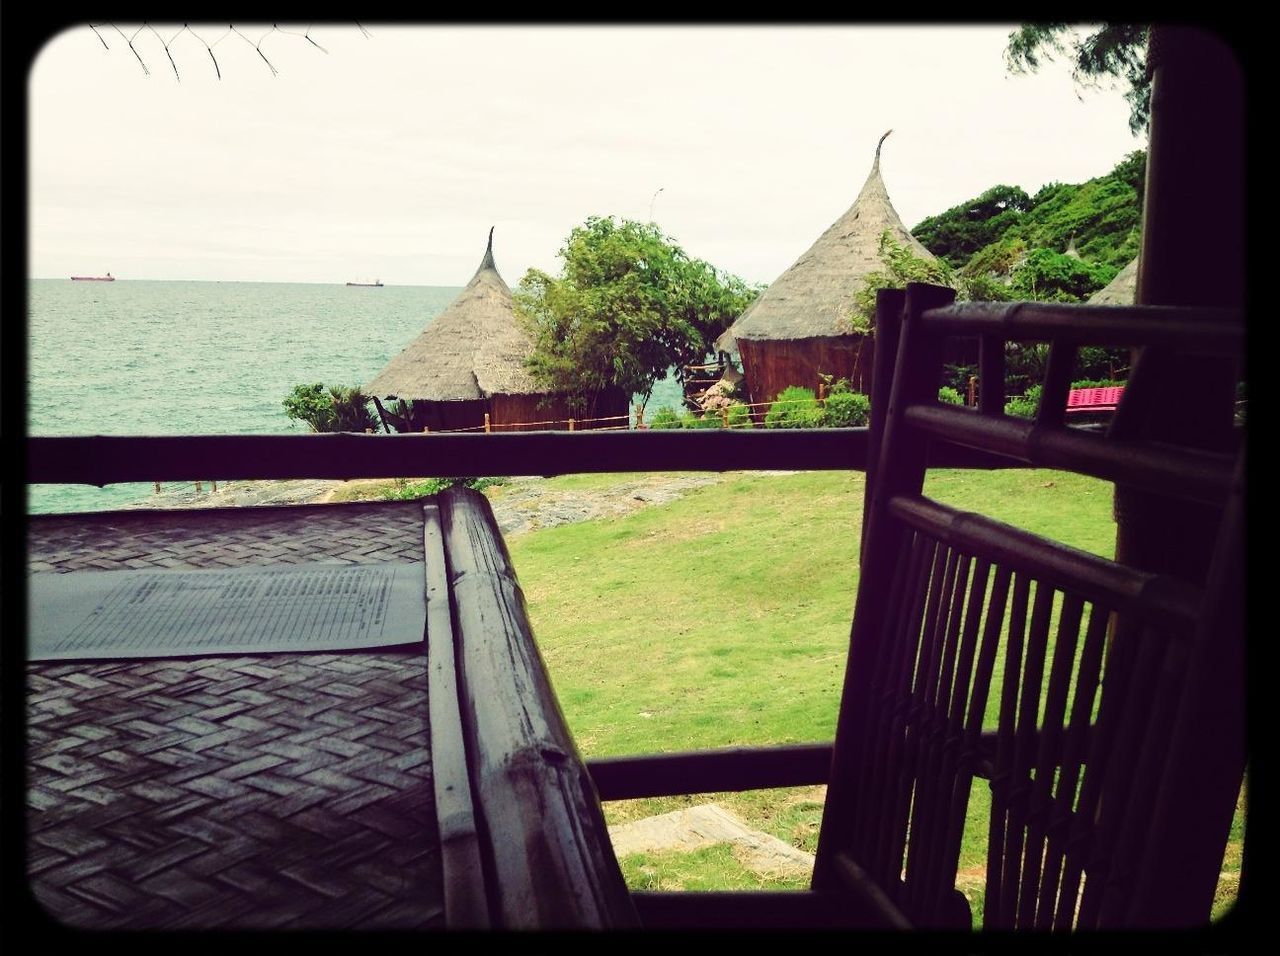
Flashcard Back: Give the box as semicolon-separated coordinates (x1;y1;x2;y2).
365;229;627;433
1089;256;1139;304
716;131;937;406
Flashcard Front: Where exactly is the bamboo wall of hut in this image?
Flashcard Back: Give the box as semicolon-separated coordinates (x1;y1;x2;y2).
736;337;875;401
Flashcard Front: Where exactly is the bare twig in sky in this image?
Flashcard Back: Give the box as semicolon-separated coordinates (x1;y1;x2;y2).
146;23;180;81
89;23;361;78
112;24;150;75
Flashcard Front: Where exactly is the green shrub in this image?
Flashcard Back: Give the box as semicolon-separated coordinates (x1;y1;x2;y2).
330;385;380;432
650;406;683;429
1069;378;1125;390
822;389;871;427
765;386;824;428
684;411;724;429
649;403;752;429
937;386;964;406
725;402;753;428
283;382;378;433
381;476;507;500
1004;384;1043;419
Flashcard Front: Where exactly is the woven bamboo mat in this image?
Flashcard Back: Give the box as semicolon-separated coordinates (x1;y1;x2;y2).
26;500;445;930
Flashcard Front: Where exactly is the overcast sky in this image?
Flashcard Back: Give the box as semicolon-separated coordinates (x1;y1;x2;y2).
28;24;1143;287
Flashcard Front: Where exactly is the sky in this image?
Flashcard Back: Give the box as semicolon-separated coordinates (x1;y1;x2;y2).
27;23;1144;288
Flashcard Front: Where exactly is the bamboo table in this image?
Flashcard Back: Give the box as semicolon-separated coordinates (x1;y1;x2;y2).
25;491;634;930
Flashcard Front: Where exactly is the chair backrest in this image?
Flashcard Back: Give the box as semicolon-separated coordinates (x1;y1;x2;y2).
816;282;1244;930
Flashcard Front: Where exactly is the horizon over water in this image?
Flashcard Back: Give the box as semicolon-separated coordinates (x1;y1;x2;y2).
28;278;685;514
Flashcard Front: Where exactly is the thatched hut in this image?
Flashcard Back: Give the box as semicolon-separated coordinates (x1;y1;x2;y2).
1089;256;1138;304
716;131;937;406
365;229;626;433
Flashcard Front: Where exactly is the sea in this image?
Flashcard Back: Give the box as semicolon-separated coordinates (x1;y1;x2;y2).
27;279;686;515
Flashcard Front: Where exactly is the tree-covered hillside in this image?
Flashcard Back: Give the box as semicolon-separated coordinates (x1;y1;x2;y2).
910;149;1144;302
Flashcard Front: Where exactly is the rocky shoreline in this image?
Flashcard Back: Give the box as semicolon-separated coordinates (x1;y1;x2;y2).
125;473;744;537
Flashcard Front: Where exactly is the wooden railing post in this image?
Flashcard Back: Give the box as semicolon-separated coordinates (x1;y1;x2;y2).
484;413;491;434
568;418;575;432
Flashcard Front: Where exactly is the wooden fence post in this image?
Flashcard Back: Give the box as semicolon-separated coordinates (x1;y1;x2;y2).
568;418;576;432
721;406;730;428
634;404;644;429
153;482;161;495
195;481;203;494
484;413;491;434
968;375;978;407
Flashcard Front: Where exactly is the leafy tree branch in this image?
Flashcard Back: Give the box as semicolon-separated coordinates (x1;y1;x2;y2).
515;216;760;412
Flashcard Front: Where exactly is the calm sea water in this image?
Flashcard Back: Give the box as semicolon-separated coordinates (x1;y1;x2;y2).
27;279;685;514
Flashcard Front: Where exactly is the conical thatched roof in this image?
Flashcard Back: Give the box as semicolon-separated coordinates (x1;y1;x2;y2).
716;131;934;352
365;229;542;401
1088;256;1138;305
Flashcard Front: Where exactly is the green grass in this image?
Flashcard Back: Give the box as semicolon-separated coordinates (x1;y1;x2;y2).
503;467;1242;922
619;843;811;892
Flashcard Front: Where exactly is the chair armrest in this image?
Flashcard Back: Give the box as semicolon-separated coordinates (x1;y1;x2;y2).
431;487;637;929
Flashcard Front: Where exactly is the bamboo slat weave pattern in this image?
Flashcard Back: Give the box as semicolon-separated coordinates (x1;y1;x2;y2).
26;501;445;930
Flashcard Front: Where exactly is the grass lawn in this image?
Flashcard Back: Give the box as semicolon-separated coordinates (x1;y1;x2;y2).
503;467;1242;923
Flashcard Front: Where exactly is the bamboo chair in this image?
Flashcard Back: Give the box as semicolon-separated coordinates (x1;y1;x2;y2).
810;282;1245;929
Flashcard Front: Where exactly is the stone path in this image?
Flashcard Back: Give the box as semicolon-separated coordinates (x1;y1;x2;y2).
485;474;725;536
607;804;814;878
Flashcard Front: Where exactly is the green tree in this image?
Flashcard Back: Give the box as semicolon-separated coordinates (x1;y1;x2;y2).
911;185;1033;268
283;383;378;433
514;216;760;412
852;230;1009;326
1005;24;1150;134
912;151;1145;278
1009;248;1119;302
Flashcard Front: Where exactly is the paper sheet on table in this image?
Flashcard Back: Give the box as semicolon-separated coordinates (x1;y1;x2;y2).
28;562;426;661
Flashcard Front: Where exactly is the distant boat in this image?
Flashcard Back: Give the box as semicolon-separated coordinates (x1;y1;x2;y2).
71;273;115;281
346;278;383;287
